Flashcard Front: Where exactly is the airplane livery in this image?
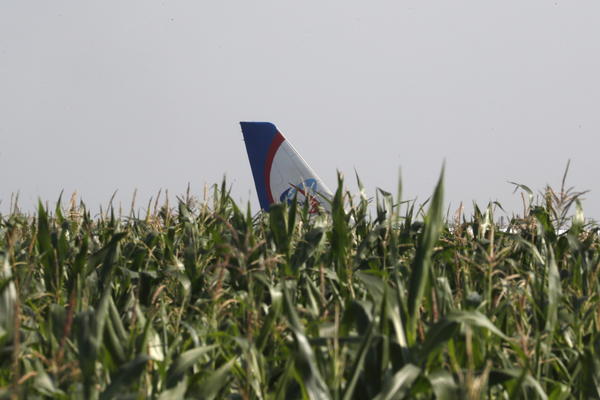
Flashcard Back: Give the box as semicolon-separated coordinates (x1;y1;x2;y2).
240;122;333;213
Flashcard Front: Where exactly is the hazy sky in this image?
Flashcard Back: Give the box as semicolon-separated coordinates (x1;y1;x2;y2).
1;1;599;220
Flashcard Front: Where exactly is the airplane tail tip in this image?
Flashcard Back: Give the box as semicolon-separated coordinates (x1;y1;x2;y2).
239;121;278;139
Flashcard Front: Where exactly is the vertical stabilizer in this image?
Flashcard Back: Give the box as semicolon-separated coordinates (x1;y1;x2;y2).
240;122;332;212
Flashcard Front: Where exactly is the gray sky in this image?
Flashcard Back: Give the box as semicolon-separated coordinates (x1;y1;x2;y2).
1;1;599;221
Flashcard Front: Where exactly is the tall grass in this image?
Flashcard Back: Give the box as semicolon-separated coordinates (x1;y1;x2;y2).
0;174;598;399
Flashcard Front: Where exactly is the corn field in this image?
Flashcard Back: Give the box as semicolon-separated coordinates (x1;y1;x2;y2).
0;173;599;399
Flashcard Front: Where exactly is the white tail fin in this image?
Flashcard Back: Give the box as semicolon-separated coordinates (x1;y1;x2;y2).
240;122;333;213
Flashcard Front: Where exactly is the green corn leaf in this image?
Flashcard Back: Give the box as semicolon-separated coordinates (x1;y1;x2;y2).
269;203;289;256
372;364;421;400
407;167;444;345
158;376;189;400
331;172;349;281
166;344;218;388
489;368;548;400
37;200;58;292
195;358;237;400
545;246;561;334
341;320;375;400
446;310;509;341
509;182;534;205
420;319;460;360
33;362;66;398
427;370;458;400
282;283;331;400
0;252;16;342
100;355;150;400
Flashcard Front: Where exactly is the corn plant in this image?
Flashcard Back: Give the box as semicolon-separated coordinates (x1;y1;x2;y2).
0;173;598;399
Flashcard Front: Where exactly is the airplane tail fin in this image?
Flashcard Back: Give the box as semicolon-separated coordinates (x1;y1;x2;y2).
240;121;333;213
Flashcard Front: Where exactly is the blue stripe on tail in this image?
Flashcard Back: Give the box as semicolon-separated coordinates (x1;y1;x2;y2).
240;121;279;210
